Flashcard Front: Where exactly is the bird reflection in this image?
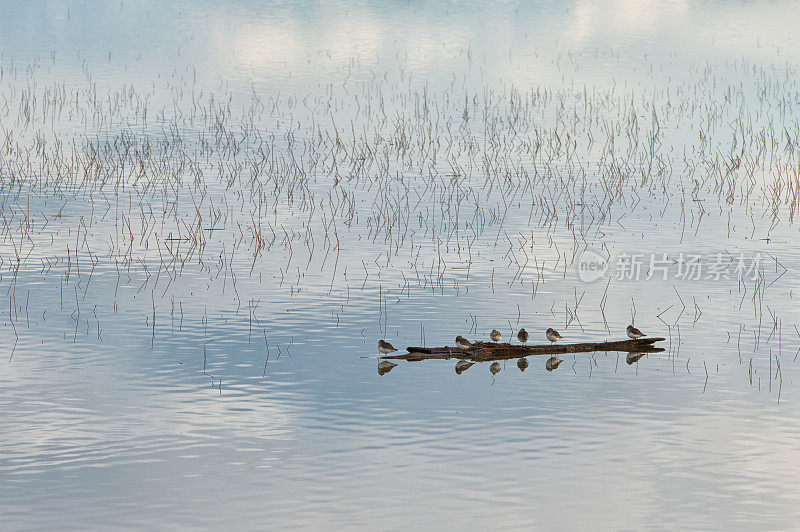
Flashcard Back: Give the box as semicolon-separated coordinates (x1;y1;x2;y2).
545;356;563;371
378;361;398;375
517;357;529;372
626;352;647;365
490;362;502;375
455;360;474;374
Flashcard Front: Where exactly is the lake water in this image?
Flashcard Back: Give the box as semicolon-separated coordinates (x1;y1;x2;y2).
2;1;800;529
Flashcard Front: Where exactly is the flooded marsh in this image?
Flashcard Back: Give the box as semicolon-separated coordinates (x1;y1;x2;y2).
3;1;800;529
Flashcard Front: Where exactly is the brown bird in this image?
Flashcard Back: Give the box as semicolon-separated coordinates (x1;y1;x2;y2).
517;357;529;372
546;328;563;343
517;328;529;344
490;329;502;343
626;325;645;339
490;362;502;375
455;336;473;350
378;340;397;354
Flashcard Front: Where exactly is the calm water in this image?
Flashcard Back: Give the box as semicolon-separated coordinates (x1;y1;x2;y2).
3;1;800;529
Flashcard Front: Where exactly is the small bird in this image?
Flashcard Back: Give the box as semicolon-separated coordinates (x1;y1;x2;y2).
517;357;529;372
626;325;646;339
378;340;397;354
455;360;475;374
545;356;563;372
490;329;502;343
517;328;529;344
490;362;502;375
378;361;398;375
546;328;563;343
455;336;473;350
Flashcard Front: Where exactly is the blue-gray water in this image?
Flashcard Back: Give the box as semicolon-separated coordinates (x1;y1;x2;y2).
2;1;800;529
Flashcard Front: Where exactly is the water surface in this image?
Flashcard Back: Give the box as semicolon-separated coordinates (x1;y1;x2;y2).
2;1;800;529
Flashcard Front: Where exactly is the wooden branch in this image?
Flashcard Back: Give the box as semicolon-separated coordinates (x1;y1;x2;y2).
381;337;665;362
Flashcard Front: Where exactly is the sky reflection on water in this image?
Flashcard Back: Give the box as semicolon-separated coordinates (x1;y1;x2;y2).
2;1;800;529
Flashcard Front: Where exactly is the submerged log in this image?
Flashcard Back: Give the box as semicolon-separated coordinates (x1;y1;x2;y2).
381;337;665;362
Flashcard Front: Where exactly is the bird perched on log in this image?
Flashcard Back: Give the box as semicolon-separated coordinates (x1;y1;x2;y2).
490;329;502;343
490;362;502;375
626;325;646;339
517;328;529;344
455;336;473;351
546;328;563;343
378;340;397;354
